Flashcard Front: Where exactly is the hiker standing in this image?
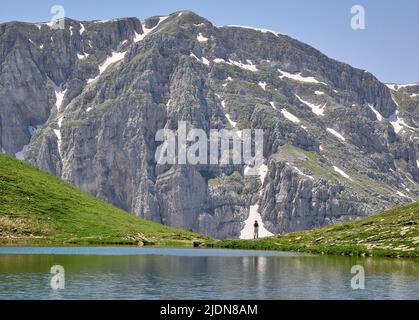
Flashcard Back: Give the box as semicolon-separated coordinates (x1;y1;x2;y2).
253;220;259;239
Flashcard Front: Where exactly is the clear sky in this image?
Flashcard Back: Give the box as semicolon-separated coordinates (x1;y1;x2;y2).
1;0;418;84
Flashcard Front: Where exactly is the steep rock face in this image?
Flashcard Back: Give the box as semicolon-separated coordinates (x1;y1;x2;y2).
0;17;143;155
262;161;364;234
0;11;418;238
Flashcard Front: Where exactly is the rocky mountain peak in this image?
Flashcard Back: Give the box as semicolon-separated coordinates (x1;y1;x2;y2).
0;11;417;238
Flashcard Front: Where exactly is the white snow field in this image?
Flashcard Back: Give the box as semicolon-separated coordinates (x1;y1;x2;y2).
326;128;346;142
333;166;352;180
278;69;327;86
281;109;300;123
295;94;326;116
241;163;274;239
87;51;126;83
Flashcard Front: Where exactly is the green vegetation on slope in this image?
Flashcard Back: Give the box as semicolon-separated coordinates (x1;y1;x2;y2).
0;153;207;246
275;144;394;195
1;152;417;258
208;202;419;258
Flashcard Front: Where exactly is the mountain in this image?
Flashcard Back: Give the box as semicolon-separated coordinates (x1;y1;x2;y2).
0;11;418;239
213;201;419;258
0;153;205;245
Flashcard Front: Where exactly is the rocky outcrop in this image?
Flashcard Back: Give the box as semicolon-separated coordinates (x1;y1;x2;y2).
261;161;364;234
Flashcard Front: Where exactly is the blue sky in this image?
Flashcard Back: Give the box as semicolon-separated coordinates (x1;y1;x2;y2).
1;0;418;84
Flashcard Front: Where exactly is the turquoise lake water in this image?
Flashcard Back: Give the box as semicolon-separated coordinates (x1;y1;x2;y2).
0;247;417;299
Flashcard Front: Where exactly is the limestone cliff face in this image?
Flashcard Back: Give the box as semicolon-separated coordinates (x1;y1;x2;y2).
1;11;417;238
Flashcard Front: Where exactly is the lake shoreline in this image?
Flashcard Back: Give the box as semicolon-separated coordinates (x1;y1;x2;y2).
2;201;418;260
1;238;417;260
206;239;418;259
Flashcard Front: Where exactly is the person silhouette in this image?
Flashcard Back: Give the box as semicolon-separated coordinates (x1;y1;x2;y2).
253;220;259;239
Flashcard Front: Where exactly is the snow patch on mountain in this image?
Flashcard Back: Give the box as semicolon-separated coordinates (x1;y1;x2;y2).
368;104;383;121
281;109;300;123
389;111;418;134
386;83;419;91
225;114;237;127
295;94;326;116
327;128;346;142
87;51;126;83
258;81;267;90
293;166;314;180
279;69;327;86
258;164;268;184
240;202;273;239
134;16;169;42
77;52;89;60
333;166;351;180
38;21;55;28
213;58;225;63
53;129;62;155
228;59;258;72
270;101;277;110
190;53;210;65
98;51;126;73
396;190;409;198
213;57;258;72
219;99;237;127
386;95;418;134
197;33;208;42
221;76;233;88
226;25;283;36
58;117;64;128
94;19;110;24
241;162;274;239
55;88;67;111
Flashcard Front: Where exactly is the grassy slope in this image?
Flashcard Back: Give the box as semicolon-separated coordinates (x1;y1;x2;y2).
0;153;207;246
1;153;417;257
209;202;419;258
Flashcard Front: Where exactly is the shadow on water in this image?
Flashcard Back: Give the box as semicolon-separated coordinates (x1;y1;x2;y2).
0;248;417;299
